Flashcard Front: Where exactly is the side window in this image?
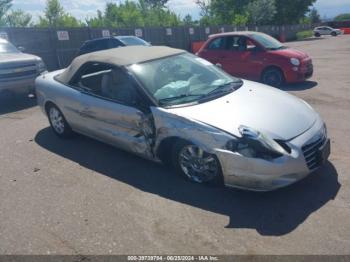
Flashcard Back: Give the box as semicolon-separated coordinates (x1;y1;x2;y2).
72;63;141;106
72;63;112;93
207;37;225;50
225;36;253;52
246;39;257;51
96;39;109;51
100;68;140;105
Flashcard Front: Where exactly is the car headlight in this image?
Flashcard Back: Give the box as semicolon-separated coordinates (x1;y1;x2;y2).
225;126;289;160
290;58;300;66
37;60;47;73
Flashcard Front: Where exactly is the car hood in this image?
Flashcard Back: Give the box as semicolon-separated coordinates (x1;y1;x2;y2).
271;47;309;60
0;52;40;64
166;80;317;140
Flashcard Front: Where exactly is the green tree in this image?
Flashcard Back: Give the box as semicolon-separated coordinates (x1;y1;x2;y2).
0;0;12;26
183;14;195;26
144;0;168;8
104;1;144;27
233;13;249;26
210;0;253;24
247;0;276;25
5;9;32;27
308;7;321;24
86;0;181;28
37;0;83;27
86;10;105;27
273;0;316;24
334;13;350;21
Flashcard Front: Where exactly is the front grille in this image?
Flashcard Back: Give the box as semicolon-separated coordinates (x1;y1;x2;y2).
302;132;327;170
0;70;37;79
0;64;37;81
305;63;313;78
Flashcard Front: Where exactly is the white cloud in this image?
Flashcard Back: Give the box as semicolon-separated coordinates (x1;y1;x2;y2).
11;0;350;22
167;0;200;18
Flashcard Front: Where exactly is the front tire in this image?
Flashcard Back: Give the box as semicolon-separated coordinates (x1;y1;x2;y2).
262;68;285;87
331;31;337;37
47;104;74;138
172;140;223;185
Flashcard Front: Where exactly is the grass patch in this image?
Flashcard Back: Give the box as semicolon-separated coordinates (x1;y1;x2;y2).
296;30;313;40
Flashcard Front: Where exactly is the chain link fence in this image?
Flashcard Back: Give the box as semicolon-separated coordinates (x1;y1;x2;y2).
0;24;313;71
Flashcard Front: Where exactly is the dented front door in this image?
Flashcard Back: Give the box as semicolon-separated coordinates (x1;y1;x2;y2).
77;93;153;158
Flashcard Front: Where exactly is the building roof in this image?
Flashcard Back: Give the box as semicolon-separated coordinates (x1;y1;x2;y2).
56;45;185;84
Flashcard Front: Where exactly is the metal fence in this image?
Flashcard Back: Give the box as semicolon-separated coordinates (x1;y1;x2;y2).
0;24;312;71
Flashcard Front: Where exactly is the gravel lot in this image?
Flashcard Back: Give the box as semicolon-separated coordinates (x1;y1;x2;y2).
0;35;350;255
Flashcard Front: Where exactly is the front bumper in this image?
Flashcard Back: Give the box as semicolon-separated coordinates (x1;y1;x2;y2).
284;59;313;83
0;76;37;93
216;116;329;191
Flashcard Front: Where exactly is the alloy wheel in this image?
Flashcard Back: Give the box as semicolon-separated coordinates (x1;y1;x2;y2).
178;145;219;183
49;107;65;134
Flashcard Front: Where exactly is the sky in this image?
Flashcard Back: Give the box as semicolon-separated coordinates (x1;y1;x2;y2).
11;0;350;22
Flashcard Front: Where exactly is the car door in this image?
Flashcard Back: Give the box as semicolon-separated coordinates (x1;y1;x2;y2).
198;36;227;66
231;36;266;80
199;36;242;77
216;36;264;80
321;27;331;35
71;62;154;158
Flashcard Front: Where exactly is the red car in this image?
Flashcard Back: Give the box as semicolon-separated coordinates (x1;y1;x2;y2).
197;32;313;87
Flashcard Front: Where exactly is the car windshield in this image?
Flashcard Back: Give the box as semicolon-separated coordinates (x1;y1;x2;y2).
0;42;19;53
129;53;242;107
250;33;285;50
118;37;150;46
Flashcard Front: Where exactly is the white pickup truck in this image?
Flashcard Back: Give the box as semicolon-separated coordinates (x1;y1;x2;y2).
0;38;46;95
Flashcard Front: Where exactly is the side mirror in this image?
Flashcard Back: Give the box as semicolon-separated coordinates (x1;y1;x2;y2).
17;46;25;52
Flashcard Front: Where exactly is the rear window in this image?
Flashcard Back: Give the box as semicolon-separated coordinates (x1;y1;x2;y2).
118;37;149;46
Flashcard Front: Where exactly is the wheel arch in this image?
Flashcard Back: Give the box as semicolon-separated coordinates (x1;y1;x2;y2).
261;65;286;82
44;100;59;115
156;136;188;164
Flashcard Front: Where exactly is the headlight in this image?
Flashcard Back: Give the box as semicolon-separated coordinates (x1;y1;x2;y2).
37;60;47;73
290;58;300;66
225;126;289;160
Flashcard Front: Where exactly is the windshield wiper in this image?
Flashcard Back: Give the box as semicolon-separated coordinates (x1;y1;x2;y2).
203;80;242;98
158;94;203;105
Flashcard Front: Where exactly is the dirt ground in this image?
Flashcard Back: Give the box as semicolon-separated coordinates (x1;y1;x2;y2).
0;35;349;255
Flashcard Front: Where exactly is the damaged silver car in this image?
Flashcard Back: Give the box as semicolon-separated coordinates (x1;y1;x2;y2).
35;46;330;191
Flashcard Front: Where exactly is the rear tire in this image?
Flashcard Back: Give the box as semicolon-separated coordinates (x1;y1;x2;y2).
172;140;223;186
47;104;74;138
261;67;285;87
314;32;321;37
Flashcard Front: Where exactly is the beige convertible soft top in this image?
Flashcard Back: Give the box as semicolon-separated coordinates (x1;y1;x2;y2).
56;46;185;84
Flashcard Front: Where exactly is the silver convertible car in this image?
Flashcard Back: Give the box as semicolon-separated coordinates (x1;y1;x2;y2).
35;46;330;191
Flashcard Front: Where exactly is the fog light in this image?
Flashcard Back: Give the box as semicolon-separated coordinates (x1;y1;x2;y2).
292;66;299;72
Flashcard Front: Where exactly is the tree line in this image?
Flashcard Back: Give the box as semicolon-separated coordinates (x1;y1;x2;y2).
0;0;349;28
